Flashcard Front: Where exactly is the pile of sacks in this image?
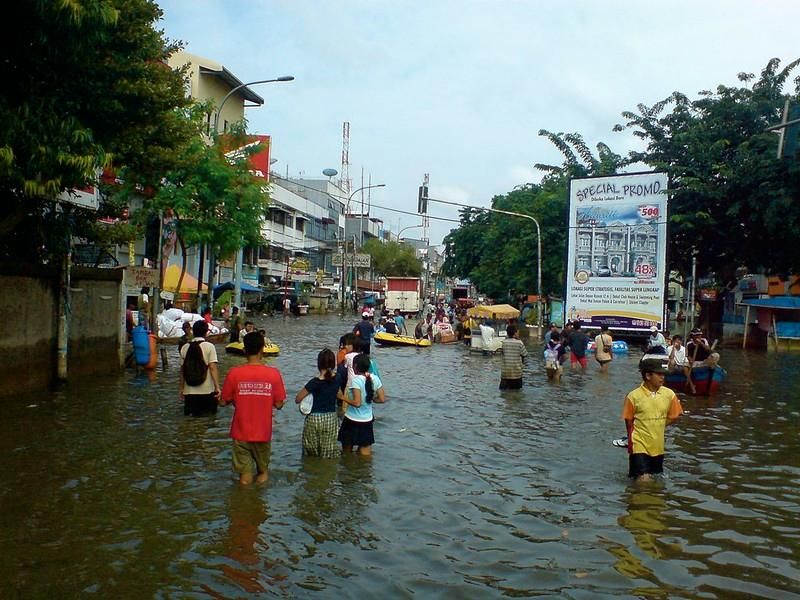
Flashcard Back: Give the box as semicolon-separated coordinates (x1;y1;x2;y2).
156;308;227;339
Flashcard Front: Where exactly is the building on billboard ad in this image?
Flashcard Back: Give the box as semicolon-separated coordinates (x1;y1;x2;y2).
565;172;668;332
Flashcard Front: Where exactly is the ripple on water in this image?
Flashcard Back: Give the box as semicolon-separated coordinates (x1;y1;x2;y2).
1;315;799;597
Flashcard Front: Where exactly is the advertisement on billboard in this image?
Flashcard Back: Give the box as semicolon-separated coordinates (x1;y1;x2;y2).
565;172;668;331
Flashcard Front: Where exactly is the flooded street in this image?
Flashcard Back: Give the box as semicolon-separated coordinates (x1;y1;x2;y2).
1;314;799;598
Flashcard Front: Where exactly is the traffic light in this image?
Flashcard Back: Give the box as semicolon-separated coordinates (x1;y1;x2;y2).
417;185;428;214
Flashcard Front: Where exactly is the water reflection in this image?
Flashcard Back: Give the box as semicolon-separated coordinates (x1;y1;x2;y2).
215;488;270;596
1;315;799;597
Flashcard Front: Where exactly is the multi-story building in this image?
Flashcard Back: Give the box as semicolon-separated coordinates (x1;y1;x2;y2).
167;51;264;136
574;221;658;277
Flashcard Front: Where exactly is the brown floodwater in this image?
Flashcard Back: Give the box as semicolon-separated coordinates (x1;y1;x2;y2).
0;314;798;598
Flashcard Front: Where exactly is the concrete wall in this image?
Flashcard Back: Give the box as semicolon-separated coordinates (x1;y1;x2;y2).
0;265;124;397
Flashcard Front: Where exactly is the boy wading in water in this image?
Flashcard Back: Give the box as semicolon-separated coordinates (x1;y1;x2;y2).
220;331;287;485
622;357;683;481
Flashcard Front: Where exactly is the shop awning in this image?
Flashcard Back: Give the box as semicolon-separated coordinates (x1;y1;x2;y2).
212;281;262;299
467;304;520;320
739;297;800;310
162;264;208;294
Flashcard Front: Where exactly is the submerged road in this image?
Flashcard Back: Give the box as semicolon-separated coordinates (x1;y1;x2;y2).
0;314;798;597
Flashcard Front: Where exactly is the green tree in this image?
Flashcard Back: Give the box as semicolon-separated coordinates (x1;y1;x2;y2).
0;0;193;263
443;132;626;300
614;58;800;283
361;238;422;277
117;116;271;295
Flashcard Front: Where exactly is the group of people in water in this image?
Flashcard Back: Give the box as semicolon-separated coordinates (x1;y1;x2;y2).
177;314;388;485
542;320;720;389
176;300;721;485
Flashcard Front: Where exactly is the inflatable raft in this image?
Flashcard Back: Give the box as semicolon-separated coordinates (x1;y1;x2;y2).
586;340;629;353
374;332;432;348
225;341;280;356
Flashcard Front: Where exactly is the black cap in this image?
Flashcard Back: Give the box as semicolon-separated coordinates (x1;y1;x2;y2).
639;357;668;374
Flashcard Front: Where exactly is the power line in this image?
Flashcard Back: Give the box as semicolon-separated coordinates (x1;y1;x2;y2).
270;174;460;224
367;202;460;223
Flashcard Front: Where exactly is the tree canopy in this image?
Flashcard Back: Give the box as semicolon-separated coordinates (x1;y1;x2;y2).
614;58;800;282
0;0;194;263
361;238;422;277
443;133;625;301
443;59;800;300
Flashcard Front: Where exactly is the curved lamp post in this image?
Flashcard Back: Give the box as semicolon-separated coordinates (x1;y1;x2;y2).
213;76;294;134
210;76;293;308
398;224;423;241
423;195;543;340
340;183;386;311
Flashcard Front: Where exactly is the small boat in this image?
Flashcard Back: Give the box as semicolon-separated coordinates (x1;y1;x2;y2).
225;341;280;356
374;332;432;347
665;365;726;396
586;340;629;353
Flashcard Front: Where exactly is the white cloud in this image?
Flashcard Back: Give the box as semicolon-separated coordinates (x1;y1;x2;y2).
158;0;800;245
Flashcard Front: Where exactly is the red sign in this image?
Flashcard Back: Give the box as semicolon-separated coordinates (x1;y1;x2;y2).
248;135;271;182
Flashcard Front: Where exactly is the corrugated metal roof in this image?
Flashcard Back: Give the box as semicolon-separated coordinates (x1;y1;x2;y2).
199;66;264;104
739;297;800;310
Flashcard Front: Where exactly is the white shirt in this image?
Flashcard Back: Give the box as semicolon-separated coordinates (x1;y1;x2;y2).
668;345;688;367
647;332;667;349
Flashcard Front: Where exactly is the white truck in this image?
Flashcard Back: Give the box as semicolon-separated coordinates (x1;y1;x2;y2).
384;277;422;316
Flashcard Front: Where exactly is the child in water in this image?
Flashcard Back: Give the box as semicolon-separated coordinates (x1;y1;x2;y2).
338;353;386;456
295;349;343;458
544;332;565;382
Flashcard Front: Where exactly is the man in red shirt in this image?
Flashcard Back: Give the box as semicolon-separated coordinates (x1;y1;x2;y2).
220;331;286;485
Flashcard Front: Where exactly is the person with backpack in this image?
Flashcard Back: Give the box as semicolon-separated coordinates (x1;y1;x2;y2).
594;323;614;373
179;320;220;417
220;331;287;485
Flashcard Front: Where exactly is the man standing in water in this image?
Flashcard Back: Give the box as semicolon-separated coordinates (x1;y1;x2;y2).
353;311;375;354
622;357;683;481
220;331;286;485
393;308;407;335
499;324;527;389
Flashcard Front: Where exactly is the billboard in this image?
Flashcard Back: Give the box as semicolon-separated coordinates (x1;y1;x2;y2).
565;172;668;332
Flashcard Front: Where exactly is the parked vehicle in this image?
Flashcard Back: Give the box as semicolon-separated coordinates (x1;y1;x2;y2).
451;285;475;308
385;277;422;316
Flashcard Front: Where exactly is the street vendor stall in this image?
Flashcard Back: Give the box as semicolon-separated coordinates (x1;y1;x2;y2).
467;304;521;320
467;304;521;353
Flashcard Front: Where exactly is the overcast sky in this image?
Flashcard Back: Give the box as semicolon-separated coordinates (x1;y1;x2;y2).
158;0;800;246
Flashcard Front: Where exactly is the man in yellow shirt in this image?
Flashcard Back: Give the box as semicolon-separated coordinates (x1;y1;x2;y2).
622;357;683;481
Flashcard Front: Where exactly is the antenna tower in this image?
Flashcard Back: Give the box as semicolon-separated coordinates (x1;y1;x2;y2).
422;173;430;243
340;121;352;212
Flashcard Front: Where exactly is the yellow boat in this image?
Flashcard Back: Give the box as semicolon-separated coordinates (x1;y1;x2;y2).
374;332;432;348
225;341;280;356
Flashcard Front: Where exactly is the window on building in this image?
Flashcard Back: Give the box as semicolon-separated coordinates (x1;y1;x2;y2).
296;218;304;233
271;209;285;226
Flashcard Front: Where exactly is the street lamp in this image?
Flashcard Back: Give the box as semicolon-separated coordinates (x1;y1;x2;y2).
347;183;386;247
210;75;293;308
213;76;294;134
423;194;543;340
398;224;423;241
340;183;386;311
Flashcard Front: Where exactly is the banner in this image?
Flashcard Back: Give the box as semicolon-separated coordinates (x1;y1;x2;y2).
565;172;668;331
